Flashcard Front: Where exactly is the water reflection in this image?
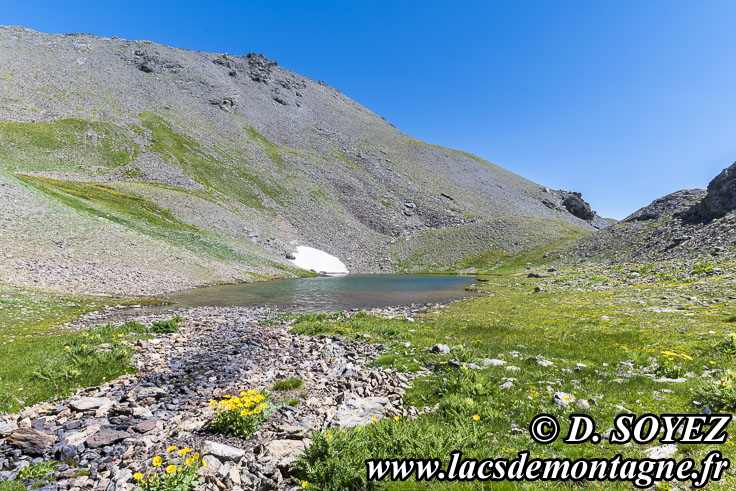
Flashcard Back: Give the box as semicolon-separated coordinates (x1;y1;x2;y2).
164;274;477;313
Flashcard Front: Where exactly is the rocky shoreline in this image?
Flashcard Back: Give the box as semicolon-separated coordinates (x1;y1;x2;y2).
0;306;429;490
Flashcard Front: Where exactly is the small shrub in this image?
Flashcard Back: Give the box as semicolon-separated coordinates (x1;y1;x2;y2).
695;370;736;411
285;398;300;407
655;358;686;379
136;446;204;490
725;315;736;323
293;417;468;490
273;378;303;391
33;336;132;389
208;389;276;439
150;317;182;334
0;481;27;491
716;333;736;355
18;460;59;480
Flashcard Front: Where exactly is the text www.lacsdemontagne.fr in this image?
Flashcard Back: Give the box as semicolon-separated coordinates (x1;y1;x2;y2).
365;450;729;488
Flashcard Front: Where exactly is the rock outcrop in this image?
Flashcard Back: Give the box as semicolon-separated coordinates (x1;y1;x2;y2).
624;189;706;222
684;162;736;221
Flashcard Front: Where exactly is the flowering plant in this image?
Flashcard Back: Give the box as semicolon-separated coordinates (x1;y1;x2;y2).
208;389;276;439
136;446;204;490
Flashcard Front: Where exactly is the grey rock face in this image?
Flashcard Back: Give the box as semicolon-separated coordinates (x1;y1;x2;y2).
566;162;736;264
559;191;596;221
686;162;736;221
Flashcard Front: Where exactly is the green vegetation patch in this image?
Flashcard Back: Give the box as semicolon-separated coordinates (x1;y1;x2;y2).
272;377;303;391
0;118;138;174
16;175;255;265
0;316;180;414
139;113;287;209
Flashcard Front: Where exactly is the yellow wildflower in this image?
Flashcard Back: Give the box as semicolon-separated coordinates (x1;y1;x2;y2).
133;472;143;481
472;414;480;421
302;482;310;489
166;465;177;474
152;456;163;467
167;446;177;452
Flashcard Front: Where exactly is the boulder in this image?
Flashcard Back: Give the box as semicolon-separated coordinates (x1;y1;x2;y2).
69;397;113;412
202;440;245;462
137;387;166;399
7;428;56;456
85;428;129;448
482;359;507;366
0;422;18;436
429;344;450;355
645;444;678;459
263;439;306;467
332;397;390;428
133;419;158;433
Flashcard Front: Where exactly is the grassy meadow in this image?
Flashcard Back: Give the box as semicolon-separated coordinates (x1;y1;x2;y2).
0;283;162;414
290;258;736;489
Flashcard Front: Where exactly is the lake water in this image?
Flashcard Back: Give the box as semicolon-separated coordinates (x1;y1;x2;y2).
162;274;477;313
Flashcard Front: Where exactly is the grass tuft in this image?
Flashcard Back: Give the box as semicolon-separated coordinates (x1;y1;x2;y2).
272;378;303;391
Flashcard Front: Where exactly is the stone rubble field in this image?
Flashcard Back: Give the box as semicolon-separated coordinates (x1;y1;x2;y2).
0;307;424;490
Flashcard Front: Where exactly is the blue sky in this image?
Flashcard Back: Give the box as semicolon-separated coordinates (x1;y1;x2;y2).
4;0;736;219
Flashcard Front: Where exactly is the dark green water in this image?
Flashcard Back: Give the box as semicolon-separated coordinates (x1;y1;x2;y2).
164;274;476;312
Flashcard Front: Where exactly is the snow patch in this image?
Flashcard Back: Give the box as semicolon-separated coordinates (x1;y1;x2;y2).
289;246;349;274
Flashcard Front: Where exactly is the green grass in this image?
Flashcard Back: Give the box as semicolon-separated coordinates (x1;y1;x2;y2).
0;459;61;490
150;316;183;333
456;229;588;274
139;113;288;209
0;481;26;491
16;175;264;266
291;257;736;489
0;314;179;414
245;125;286;168
391;218;588;274
0;118;138;174
0;282;148;413
272;377;304;391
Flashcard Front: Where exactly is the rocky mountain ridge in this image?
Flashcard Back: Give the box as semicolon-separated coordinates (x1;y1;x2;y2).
565;162;736;263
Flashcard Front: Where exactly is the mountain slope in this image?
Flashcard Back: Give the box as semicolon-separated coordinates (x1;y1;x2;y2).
0;26;605;294
564;162;736;264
